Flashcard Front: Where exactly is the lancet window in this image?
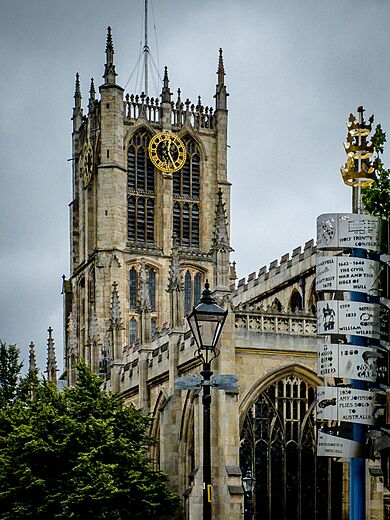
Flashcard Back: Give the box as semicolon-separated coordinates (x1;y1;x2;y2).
289;290;303;312
240;373;342;520
172;138;200;248
127;131;155;244
184;269;203;314
129;318;137;346
128;264;158;345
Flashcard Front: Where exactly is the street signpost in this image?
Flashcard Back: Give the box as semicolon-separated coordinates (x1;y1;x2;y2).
317;430;362;458
175;374;238;393
317;342;379;382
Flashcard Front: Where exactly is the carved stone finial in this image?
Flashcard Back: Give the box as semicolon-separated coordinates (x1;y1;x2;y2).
89;304;100;344
110;282;123;329
28;341;37;376
161;66;172;103
229;261;237;282
138;258;151;312
46;327;58;384
103;26;117;85
88;78;96;112
217;48;225;86
72;73;83;129
67;312;77;354
74;73;81;106
214;48;229;111
210;189;232;253
167;235;183;292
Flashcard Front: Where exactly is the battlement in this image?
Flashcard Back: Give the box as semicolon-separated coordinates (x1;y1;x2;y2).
124;92;215;131
232;239;316;302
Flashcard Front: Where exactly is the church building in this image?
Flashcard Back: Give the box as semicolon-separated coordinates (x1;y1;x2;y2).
61;27;386;520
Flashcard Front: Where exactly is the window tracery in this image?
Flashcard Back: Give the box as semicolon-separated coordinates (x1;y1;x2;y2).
127;131;155;243
183;269;203;314
240;373;342;519
128;264;158;345
172;138;200;248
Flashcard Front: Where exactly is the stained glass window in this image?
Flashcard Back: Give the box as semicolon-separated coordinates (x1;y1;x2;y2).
240;373;342;520
184;271;192;314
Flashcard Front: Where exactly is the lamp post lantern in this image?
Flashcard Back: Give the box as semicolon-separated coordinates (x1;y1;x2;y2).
187;280;228;520
242;470;255;519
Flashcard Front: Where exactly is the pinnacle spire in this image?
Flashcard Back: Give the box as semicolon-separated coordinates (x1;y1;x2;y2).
167;234;183;292
46;326;58;384
28;341;37;376
74;72;82;108
214;48;228;111
161;66;172;103
217;48;225;85
103;26;117;85
110;282;123;329
88;78;96;112
211;188;231;252
72;73;83;130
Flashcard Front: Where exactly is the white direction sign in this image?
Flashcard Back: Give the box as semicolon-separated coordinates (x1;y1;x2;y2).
317;213;386;253
317;430;362;458
317;386;376;425
316;255;381;295
317;300;381;339
317;342;378;382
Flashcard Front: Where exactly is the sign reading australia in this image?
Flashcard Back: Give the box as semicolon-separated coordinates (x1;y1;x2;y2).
316;256;381;295
317;213;389;253
317;300;381;339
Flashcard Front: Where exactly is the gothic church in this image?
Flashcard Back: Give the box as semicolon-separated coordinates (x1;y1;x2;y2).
60;28;385;520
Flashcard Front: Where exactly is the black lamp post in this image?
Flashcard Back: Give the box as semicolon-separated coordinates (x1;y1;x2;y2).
187;280;228;520
242;470;256;519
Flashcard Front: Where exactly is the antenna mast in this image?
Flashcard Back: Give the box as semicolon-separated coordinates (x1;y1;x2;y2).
143;0;149;96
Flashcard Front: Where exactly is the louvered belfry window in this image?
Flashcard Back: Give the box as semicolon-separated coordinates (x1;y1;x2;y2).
172;138;200;248
127;131;155;243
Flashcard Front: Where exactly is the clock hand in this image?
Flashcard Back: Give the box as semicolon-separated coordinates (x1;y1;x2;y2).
167;146;175;167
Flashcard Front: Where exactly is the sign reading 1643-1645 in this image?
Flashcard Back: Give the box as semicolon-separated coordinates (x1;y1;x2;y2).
316;255;382;295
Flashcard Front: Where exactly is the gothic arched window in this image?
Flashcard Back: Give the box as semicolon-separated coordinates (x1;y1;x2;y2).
129;318;137;346
240;373;342;520
127;131;155;244
183;270;203;314
172;137;201;248
184;271;192;314
290;290;303;312
149;269;156;311
130;268;137;310
194;273;201;305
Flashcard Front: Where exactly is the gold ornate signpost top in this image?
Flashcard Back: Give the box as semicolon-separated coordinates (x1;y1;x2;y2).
148;132;186;174
340;106;376;213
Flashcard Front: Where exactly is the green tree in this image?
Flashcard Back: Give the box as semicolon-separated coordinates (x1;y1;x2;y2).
0;364;180;520
0;340;23;408
362;124;390;220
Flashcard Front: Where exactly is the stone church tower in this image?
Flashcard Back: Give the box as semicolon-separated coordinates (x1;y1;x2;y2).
62;27;240;518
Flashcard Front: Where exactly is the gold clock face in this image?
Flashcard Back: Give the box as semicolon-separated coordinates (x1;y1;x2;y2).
148;132;186;173
83;145;93;187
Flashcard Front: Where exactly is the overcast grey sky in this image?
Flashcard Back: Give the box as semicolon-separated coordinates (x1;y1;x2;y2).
1;0;390;373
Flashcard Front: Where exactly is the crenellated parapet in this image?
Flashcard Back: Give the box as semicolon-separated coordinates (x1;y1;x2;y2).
232;239;317;313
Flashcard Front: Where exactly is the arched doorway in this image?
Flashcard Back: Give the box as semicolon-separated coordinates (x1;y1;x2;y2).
240;370;342;520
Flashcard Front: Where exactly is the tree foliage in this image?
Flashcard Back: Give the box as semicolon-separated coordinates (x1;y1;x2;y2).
362;124;390;220
0;340;23;408
0;363;180;520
